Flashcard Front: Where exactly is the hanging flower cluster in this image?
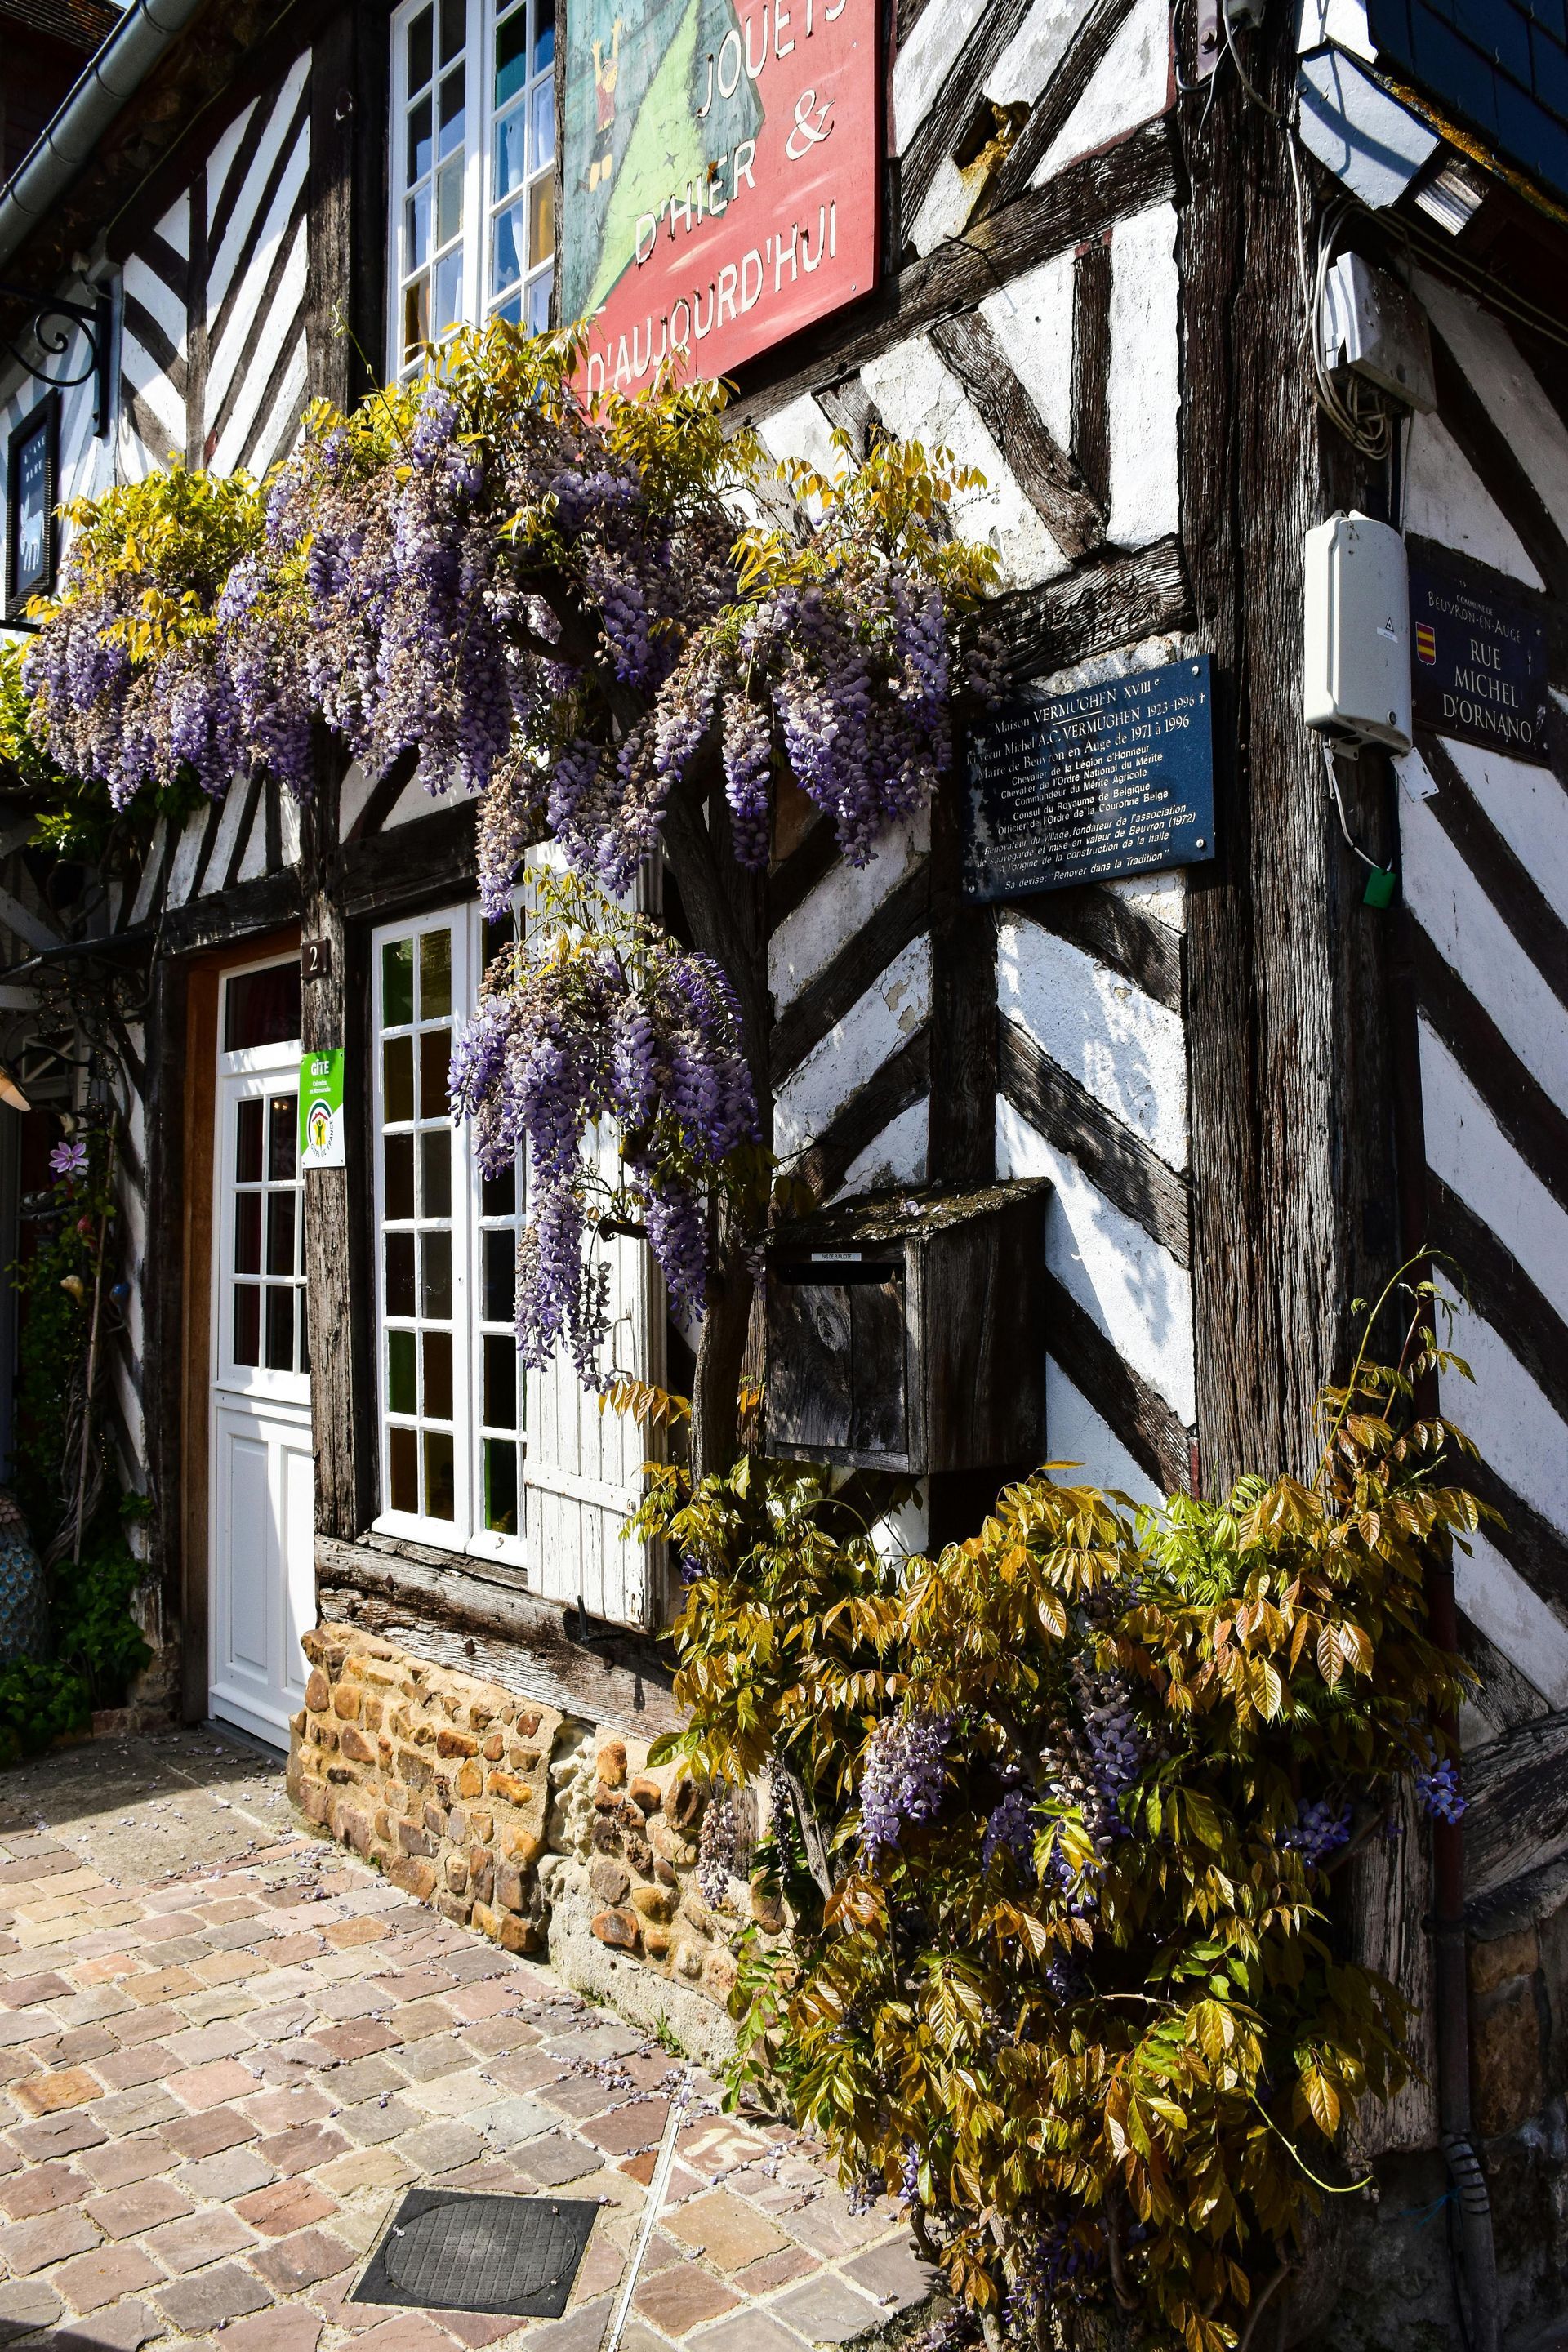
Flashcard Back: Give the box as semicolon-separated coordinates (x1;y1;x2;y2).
20;326;999;1379
446;875;757;1378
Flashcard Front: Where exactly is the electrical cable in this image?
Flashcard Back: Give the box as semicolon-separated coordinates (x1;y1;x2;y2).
1323;741;1393;880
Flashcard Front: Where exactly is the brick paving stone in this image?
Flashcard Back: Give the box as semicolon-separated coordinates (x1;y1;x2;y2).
219;2310;325;2352
0;2203;101;2271
245;2087;337;2132
635;2265;744;2336
51;2243;166;2314
54;2308;164;2352
340;2095;425;2145
769;2277;886;2343
488;2049;567;2097
257;2119;352;2174
583;2101;670;2157
523;2296;617;2352
113;2003;185;2047
395;2033;470;2082
77;2132;176;2189
54;2026;120;2066
0;1971;73;2006
777;2197;893;2261
248;2223;357;2291
666;2190;792;2274
350;2319;469;2351
687;2314;810;2352
314;2019;401;2063
126;1969;200;2005
92;2042;179;2091
396;2119;488;2174
159;2107;261;2154
728;2248;820;2293
234;2178;341;2236
0;2157;87;2216
11;2062;103;2115
155;2258;273;2331
164;2019;257;2065
177;2145;278;2198
842;2242;940;2311
540;2077;619;2122
313;2145;412;2198
140;2204;257;2272
0;2276;65;2332
329;2055;407;2103
85;2177;194;2237
174;2056;263;2109
513;2132;607;2188
91;2087;184;2138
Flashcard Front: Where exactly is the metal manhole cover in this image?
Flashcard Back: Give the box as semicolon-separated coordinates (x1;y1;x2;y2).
352;2189;600;2318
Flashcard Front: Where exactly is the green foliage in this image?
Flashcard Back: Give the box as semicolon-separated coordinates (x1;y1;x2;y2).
0;1135;149;1762
635;1329;1482;2352
33;458;265;662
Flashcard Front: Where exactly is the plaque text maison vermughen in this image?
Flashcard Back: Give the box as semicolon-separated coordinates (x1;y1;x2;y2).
961;657;1216;902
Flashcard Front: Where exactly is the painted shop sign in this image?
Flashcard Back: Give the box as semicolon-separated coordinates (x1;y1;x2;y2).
561;0;878;396
300;1049;346;1170
961;658;1216;902
1409;555;1549;765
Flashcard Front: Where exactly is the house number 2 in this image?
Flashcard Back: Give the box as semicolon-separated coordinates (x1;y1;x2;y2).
303;938;332;980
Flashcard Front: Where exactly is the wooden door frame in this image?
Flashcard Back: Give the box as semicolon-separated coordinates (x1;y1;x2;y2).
178;926;301;1722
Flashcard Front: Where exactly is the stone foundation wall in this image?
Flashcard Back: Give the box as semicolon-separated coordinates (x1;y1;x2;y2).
287;1623;773;2062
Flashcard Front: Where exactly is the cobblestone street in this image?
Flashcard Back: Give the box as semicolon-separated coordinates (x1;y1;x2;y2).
0;1733;933;2352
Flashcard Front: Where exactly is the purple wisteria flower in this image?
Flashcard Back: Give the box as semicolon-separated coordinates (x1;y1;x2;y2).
1415;1755;1465;1823
982;1789;1036;1877
859;1711;953;1864
1281;1797;1354;1867
49;1140;87;1181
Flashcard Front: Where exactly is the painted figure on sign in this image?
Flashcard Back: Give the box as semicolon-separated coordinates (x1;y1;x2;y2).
561;0;762;322
587;20;623;192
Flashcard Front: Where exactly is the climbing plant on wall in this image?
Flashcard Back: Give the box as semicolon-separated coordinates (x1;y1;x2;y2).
635;1312;1481;2352
19;325;1000;1474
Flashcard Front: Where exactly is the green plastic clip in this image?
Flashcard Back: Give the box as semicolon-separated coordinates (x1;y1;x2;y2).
1362;866;1397;909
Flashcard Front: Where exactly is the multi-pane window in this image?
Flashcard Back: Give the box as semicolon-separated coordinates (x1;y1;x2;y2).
390;0;557;378
216;956;308;1394
373;906;526;1560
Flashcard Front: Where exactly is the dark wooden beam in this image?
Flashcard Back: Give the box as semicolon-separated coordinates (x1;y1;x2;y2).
790;1026;931;1204
158;869;303;956
998;1013;1191;1267
770;862;931;1079
1071;234;1114;515
982;0;1147;217
1428;1176;1568;1433
1463;1702;1568;1902
897;0;1034;229
990;535;1193;685
332;798;483;920
1430;335;1568;608
1045;1269;1192;1494
930;310;1105;560
767;812;840;929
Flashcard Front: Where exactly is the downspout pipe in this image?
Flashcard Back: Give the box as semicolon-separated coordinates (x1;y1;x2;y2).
0;0;210;273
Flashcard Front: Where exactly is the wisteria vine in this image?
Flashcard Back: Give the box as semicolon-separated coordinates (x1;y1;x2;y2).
21;323;1000;1379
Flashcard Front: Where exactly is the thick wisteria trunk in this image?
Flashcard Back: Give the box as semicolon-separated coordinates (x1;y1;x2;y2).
662;762;771;1480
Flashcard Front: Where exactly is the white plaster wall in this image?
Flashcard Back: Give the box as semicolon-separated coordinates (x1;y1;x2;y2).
997;1096;1196;1420
979;250;1076;452
892;0;991;150
1453;1526;1568;1710
997;915;1188;1169
859;339;1069;589
989;0;1095;109
1419;1019;1568;1316
1034;0;1170;181
1403;413;1543;587
1416;273;1568;546
1107;206;1180;548
769;810;929;1010
774;934;933;1155
1443;1303;1568;1542
1401;790;1568;1104
1442;738;1568;907
1045;1358;1163;1504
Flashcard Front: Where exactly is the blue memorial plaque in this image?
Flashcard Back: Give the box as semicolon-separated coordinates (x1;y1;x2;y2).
960;657;1215;902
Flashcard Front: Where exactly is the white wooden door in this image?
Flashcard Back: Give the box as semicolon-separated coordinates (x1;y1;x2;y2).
209;957;314;1744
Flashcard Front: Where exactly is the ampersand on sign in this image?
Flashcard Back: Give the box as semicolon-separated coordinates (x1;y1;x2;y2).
786;88;834;159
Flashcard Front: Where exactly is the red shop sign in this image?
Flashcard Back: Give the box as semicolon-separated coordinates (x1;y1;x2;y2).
560;0;880;394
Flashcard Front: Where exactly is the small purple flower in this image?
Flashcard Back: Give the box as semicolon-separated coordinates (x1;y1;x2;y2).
1415;1755;1465;1823
982;1789;1036;1877
50;1140;87;1182
1282;1797;1353;1868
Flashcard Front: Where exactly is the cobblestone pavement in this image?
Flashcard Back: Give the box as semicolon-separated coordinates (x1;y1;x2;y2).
0;1731;934;2352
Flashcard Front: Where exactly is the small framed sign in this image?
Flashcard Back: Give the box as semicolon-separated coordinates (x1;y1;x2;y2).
299;1048;346;1169
5;397;58;623
1408;552;1550;765
961;657;1216;902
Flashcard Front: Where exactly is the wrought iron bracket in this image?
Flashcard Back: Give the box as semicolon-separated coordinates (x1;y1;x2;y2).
0;283;111;439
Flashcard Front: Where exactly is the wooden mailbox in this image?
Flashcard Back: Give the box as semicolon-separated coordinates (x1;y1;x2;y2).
764;1182;1049;1475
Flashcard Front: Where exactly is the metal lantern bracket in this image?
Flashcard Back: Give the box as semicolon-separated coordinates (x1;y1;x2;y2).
0;283;111;439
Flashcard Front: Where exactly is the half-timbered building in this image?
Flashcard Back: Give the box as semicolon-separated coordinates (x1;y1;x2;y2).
2;0;1568;2331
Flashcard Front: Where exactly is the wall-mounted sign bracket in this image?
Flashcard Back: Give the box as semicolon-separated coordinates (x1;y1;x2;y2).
0;284;111;439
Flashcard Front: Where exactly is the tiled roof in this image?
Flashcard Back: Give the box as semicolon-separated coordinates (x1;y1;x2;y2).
1369;0;1568;203
0;0;119;53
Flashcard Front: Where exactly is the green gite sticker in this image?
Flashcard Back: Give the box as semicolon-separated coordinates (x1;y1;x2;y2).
300;1049;345;1169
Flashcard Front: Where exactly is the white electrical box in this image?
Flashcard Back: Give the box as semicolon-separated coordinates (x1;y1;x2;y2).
1320;252;1436;413
1303;510;1412;753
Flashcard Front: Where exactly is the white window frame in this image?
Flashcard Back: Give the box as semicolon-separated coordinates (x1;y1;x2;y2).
386;0;557;380
213;953;308;1409
371;901;528;1568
